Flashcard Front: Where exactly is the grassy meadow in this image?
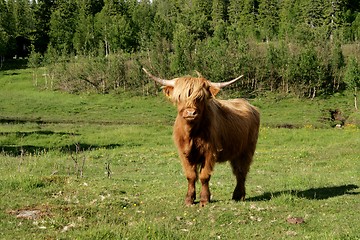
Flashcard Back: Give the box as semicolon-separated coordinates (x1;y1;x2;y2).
0;67;359;239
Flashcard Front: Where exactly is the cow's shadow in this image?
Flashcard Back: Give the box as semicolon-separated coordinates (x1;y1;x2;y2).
247;184;359;201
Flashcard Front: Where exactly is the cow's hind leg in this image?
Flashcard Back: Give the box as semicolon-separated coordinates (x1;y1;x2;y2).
230;154;253;201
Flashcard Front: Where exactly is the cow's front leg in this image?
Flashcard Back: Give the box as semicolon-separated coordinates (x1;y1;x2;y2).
185;176;196;206
199;158;214;207
199;176;211;207
183;161;197;206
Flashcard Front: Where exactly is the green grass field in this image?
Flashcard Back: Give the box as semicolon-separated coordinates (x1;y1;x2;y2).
1;67;359;239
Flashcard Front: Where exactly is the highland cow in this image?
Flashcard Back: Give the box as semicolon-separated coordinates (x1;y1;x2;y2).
143;68;260;207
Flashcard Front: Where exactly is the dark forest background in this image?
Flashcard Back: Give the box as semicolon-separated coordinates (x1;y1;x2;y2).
1;0;360;97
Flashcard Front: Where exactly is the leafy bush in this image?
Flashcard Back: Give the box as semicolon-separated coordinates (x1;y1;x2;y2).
31;39;348;98
346;111;360;127
43;53;145;94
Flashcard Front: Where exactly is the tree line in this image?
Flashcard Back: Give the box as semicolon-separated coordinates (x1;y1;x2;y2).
1;0;360;100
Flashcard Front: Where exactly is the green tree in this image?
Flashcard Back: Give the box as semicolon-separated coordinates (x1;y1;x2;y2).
211;0;229;27
5;0;16;34
277;41;291;93
172;23;194;74
344;57;360;110
257;0;279;42
299;0;324;28
1;0;16;55
265;43;283;91
12;0;34;38
331;41;345;91
294;0;326;43
33;0;55;53
73;0;100;55
228;0;258;40
352;13;360;41
95;0;136;54
178;0;212;41
147;2;174;77
151;0;177;41
129;0;154;50
287;44;321;97
324;0;346;41
194;22;230;82
49;0;78;53
0;28;9;61
299;45;321;98
278;0;296;40
0;0;10;57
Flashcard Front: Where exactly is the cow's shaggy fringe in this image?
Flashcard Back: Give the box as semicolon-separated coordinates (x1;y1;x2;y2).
171;77;212;104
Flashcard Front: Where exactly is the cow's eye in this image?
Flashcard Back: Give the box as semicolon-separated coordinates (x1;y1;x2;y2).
188;89;192;97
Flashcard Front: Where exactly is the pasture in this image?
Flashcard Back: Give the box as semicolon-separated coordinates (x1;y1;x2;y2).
0;68;359;239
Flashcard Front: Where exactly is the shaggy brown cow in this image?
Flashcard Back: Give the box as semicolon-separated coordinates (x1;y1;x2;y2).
143;68;260;207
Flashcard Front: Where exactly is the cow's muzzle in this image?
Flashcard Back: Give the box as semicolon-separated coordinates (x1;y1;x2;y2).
182;108;198;120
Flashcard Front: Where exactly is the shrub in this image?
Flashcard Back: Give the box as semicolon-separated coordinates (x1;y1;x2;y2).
45;53;146;94
346;111;360;127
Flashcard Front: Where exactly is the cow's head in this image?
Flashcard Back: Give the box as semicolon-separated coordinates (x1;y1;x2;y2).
143;68;242;123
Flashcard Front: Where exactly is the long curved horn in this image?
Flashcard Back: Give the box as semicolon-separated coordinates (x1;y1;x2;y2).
210;75;243;89
142;68;176;87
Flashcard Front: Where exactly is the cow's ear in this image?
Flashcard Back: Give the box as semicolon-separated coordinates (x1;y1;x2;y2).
209;86;220;96
163;86;174;98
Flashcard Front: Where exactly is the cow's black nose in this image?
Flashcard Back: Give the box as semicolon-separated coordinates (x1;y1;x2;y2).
186;109;196;116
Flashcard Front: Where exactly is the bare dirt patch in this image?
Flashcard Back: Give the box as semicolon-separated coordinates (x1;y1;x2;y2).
7;205;51;220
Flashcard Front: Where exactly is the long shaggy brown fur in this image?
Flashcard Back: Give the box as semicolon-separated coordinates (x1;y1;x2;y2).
161;76;260;207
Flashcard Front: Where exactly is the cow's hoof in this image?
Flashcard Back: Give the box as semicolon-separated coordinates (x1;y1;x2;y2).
232;195;245;202
184;198;194;206
199;199;209;207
